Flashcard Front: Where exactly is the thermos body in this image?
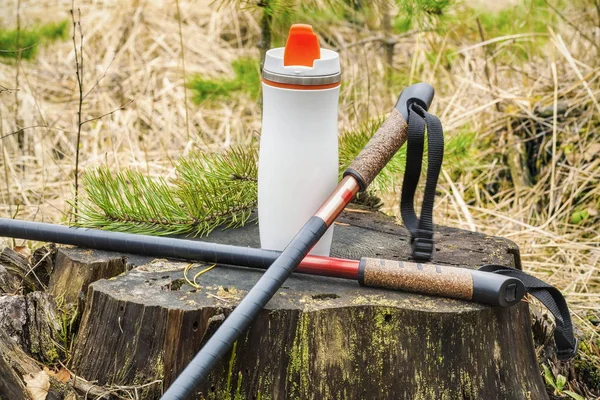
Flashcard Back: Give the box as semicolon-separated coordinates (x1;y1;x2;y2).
258;84;340;256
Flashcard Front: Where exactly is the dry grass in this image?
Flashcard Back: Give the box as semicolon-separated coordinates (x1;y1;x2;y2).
0;0;599;392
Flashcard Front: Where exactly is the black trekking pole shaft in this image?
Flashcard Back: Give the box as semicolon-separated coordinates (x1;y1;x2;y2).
159;83;435;399
0;218;524;308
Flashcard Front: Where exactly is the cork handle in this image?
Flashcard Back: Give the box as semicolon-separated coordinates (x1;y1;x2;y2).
359;258;474;300
358;258;526;307
344;109;408;190
343;83;435;191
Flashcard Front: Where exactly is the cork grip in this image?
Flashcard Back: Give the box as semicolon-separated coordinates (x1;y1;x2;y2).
359;258;474;301
343;82;435;191
343;109;408;191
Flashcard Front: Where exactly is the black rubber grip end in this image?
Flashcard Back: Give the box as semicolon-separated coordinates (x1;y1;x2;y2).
342;168;367;192
471;270;526;307
357;258;367;286
395;82;435;121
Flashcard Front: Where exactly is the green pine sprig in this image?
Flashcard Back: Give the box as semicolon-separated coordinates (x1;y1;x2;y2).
174;146;258;236
74;146;258;237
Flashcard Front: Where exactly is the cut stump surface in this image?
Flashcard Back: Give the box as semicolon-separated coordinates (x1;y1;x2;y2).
70;208;547;400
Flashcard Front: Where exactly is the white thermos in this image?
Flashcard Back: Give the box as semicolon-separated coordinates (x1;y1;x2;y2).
258;24;341;256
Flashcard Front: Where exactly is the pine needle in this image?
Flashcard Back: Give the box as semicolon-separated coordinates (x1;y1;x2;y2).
184;263;217;290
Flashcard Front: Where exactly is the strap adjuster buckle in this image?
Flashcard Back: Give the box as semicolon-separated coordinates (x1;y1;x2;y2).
411;230;434;261
557;338;579;361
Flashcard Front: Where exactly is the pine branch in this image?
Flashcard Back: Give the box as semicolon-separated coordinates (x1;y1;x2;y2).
74;147;258;237
175;147;258;236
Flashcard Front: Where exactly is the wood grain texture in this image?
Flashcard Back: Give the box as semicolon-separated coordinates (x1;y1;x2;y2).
69;207;546;400
0;292;63;364
0;327;41;400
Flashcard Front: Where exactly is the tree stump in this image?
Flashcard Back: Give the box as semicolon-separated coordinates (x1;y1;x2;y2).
49;248;128;307
0;326;45;400
70;208;547;399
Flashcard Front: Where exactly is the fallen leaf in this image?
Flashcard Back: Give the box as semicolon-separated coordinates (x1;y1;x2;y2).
24;370;50;400
45;366;71;383
13;246;31;257
55;368;71;383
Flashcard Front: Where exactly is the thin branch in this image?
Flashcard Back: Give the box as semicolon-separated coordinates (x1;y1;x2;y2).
83;55;116;100
71;3;84;221
0;125;49;141
381;0;395;75
231;173;257;182
175;0;190;141
14;0;23;152
257;0;272;68
0;84;18;94
80;99;133;126
0;44;36;53
544;0;599;50
0;106;14;245
69;3;126;223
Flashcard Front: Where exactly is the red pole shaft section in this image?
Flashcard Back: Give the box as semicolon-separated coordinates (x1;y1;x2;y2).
297;254;359;279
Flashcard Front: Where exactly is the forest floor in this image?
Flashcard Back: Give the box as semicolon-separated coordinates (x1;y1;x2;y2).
0;0;599;398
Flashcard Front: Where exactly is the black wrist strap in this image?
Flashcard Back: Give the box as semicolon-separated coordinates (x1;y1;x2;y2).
401;103;444;261
398;102;576;360
479;264;578;361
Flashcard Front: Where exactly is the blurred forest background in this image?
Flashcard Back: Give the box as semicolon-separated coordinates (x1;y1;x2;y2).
0;0;599;398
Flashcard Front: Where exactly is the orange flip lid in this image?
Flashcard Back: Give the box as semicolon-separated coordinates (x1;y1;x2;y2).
283;24;320;67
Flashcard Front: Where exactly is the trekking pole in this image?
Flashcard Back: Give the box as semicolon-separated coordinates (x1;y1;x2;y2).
159;83;435;399
0;217;524;307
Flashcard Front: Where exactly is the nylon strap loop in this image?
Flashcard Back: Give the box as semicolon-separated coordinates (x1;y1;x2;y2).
479;264;578;361
401;103;444;261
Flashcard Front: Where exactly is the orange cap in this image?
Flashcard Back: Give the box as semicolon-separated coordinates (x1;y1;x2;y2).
283;24;320;67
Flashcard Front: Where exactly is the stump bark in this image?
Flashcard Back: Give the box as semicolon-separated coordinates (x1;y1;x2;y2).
70;208;548;399
0;294;80;400
0;327;44;400
0;292;63;364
